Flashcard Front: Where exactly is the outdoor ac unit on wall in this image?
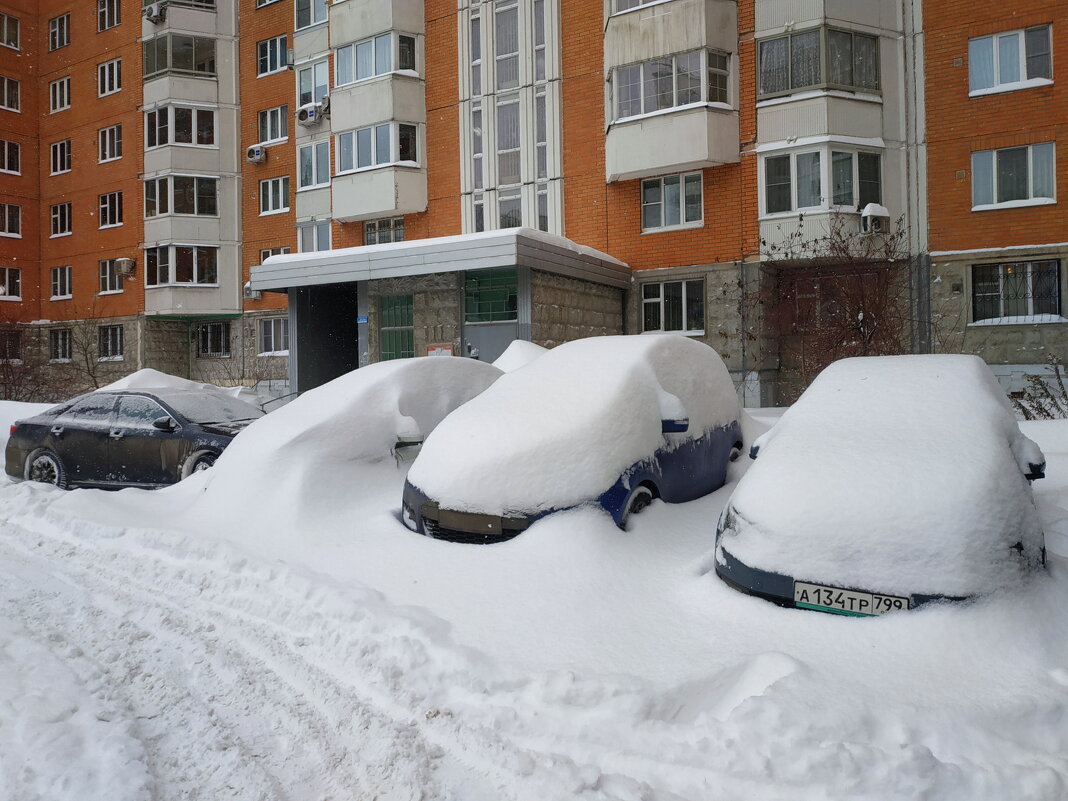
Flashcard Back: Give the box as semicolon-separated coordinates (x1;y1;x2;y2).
143;3;166;23
246;145;267;163
860;203;890;235
115;257;136;277
243;282;262;301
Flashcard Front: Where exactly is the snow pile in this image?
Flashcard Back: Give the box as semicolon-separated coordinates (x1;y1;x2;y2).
101;368;266;407
722;355;1045;597
492;340;548;372
408;335;739;515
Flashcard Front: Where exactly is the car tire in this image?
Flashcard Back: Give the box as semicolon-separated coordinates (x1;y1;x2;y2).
25;449;68;489
620;484;655;530
729;440;744;462
181;450;218;480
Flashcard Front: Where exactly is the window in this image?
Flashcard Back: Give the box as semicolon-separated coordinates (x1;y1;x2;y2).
972;260;1060;322
642;279;705;333
297;221;330;252
260;176;290;214
50;140;71;175
365;217;405;244
495;4;519;91
49;14;69;51
614;0;660;10
143;35;217;80
642;173;703;231
298;141;330;189
970;26;1052;94
145;245;219;286
972;143;1055;208
336;123;418;172
99;192;123;228
258;35;288;76
379;295;414;360
146;106;216;148
297;60;329;106
51;203;72;237
763;148;881;215
259;318;289;354
0;139;18;174
336;33;416;85
0;76;18;111
99;124;122;162
0;267;21;300
99;325;124;360
99;259;122;293
0;203;19;237
257;0;282;6
98;59;122;96
296;0;327;30
0;331;21;361
0;13;18;49
258;105;288;143
259;246;291;262
51;266;72;299
196;322;231;358
50;329;72;362
614;50;732;120
50;77;71;112
464;268;517;323
144;176;218;217
758;27;879;97
98;0;121;32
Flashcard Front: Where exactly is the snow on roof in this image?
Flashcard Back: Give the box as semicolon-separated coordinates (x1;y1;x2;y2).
723;355;1045;597
492;340;548;372
408;335;740;516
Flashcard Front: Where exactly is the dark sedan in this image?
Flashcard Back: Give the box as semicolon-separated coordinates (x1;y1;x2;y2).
5;388;264;489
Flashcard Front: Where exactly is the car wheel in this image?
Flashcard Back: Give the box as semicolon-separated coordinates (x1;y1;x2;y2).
729;440;744;462
181;450;218;480
25;449;68;488
620;484;654;529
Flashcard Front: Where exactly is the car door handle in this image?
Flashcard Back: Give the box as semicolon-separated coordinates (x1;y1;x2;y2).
109;428;125;440
50;425;64;436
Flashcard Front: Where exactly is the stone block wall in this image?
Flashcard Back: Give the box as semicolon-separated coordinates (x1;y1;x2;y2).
366;273;462;360
530;270;623;347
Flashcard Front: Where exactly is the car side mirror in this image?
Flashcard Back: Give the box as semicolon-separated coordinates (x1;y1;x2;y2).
152;416;176;431
661;418;688;433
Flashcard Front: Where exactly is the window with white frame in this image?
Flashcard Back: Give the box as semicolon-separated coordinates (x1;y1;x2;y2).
196;322;231;358
335;32;417;85
51;203;72;237
762;148;882;215
296;0;327;30
758;27;879;98
336;123;418;172
0;76;18;111
143;35;216;80
50;329;72;362
98;59;121;96
1;13;18;49
642;173;703;231
99;192;123;228
50;77;70;112
98;325;124;360
972;142;1055;209
259;246;291;261
260;176;290;214
614;50;731;120
297;221;330;252
49;14;69;51
297;60;329;106
146;106;216;148
641;279;705;333
258;105;288;143
144;176;219;217
969;26;1052;95
0;267;21;299
972;260;1060;322
364;217;404;244
0;203;19;237
51;266;72;299
259;317;289;354
99;259;122;293
99;124;122;162
298;141;330;189
257;0;281;7
50;139;71;175
613;0;661;10
145;245;219;286
258;35;288;76
98;0;120;32
0;139;18;174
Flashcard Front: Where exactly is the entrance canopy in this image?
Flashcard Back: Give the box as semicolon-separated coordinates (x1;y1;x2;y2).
250;227;631;291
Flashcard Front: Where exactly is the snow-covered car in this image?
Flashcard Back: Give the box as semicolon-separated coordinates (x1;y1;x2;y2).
402;335;743;543
5;388;265;489
714;355;1047;616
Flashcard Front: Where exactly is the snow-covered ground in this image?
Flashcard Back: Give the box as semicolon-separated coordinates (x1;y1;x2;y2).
2;398;1068;800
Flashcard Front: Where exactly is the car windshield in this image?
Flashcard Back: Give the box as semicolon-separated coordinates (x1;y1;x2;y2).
162;393;265;425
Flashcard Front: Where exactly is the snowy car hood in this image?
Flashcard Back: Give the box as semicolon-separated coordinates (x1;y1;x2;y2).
407;335;740;516
720;355;1045;598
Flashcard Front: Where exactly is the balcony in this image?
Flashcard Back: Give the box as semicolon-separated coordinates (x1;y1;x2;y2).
605;0;736;69
330;73;425;133
329;0;425;42
332;166;426;222
605;105;738;183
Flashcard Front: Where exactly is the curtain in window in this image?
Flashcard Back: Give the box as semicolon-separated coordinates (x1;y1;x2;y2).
827;30;852;86
643;59;674;112
969;37;995;91
1031;142;1055;199
1026;26;1052;79
790;30;820;89
759;38;788;94
998;33;1021;84
996;146;1028;202
971;151;994;205
375;33;391;75
854;35;879;89
356;41;373;80
495;7;519;90
796;151;821;207
496;100;520;184
831;151;853;205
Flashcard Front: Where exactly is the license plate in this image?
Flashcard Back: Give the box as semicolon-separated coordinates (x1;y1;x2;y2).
793;581;909;617
437;509;501;534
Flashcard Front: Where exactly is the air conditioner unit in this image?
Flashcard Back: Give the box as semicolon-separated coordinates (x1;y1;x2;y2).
246;145;267;163
286;49;295;69
143;3;166;23
859;202;890;235
115;257;136;277
243;282;262;301
296;103;324;127
319;95;330;115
